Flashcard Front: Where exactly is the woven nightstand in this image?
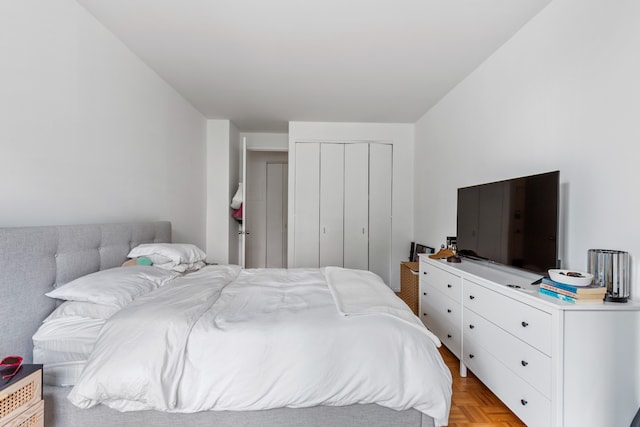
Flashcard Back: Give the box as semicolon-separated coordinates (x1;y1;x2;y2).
399;262;419;315
0;365;43;427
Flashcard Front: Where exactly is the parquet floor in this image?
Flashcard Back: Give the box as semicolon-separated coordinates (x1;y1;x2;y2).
439;346;526;427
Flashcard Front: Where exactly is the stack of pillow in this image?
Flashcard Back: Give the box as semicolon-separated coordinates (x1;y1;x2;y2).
33;243;207;386
127;243;207;272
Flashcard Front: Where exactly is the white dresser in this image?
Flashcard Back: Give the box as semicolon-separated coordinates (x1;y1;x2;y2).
419;255;640;427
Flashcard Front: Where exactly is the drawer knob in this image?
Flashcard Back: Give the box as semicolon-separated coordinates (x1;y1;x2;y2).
469;354;475;359
469;295;475;300
521;360;529;367
469;324;475;329
447;284;452;288
521;399;528;406
423;313;427;316
423;292;427;296
423;271;427;275
521;321;529;328
447;309;452;313
447;334;452;338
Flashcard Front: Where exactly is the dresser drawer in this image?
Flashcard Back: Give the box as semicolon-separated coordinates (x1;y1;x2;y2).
421;308;462;358
464;307;552;397
5;400;44;427
464;336;551;427
421;286;461;329
420;262;462;302
464;280;552;355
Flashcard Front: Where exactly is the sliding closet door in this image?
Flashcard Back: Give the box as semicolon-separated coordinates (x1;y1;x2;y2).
319;143;344;267
343;143;369;270
294;143;320;267
369;143;392;284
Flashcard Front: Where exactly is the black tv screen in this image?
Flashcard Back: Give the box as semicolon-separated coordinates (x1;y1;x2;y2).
456;171;559;275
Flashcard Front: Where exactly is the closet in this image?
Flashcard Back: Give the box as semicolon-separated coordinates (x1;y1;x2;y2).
292;142;392;284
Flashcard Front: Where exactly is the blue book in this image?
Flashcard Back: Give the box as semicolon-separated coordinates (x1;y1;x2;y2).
539;287;603;304
540;278;605;295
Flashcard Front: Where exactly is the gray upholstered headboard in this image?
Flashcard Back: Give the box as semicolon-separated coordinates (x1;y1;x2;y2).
0;221;171;362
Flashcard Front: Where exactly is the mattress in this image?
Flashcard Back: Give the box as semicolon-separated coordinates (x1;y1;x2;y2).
33;302;116;386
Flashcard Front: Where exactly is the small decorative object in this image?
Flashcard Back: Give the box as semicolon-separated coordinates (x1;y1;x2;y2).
0;355;23;379
429;249;454;260
548;269;594;287
447;236;459;262
232;204;243;223
588;249;630;303
446;236;457;251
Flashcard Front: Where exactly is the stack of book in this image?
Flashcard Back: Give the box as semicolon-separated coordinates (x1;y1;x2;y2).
539;277;606;304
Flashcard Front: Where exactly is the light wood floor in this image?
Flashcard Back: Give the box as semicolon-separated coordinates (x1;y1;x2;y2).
439;346;526;427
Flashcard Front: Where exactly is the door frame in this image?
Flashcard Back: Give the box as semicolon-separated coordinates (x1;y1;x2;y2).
241;145;289;268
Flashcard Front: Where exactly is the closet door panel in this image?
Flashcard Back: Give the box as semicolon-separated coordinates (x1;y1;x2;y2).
294;143;320;267
369;144;392;284
319;143;344;267
344;143;369;270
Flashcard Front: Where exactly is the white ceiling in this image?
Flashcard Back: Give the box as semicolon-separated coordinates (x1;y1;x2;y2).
76;0;551;132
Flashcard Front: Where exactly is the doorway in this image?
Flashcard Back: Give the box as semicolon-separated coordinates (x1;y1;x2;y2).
245;150;288;268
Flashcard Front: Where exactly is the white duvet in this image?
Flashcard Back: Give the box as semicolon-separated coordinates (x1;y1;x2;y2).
68;265;452;426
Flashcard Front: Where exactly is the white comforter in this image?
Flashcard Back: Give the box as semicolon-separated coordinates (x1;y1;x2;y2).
68;265;452;426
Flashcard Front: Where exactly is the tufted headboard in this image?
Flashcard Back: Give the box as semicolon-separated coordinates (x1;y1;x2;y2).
0;221;171;362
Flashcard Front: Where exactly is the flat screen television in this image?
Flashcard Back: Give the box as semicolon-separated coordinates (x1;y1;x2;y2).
456;171;559;275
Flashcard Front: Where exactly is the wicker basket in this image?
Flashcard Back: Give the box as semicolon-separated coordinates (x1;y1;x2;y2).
399;262;420;315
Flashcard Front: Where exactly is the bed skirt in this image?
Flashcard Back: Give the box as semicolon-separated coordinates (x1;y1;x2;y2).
44;386;435;427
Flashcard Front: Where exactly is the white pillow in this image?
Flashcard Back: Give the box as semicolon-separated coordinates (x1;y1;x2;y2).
46;266;178;308
44;301;119;322
128;243;206;264
142;253;174;265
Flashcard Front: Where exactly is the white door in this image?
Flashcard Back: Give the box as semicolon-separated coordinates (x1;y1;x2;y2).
266;162;288;268
368;143;392;284
239;137;247;268
343;143;369;270
319;143;344;267
293;143;320;267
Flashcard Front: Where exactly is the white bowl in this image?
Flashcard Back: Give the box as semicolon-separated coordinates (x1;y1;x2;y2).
548;269;594;287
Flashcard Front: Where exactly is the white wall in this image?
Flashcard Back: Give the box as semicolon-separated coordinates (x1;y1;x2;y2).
0;0;207;246
288;122;414;290
240;132;289;151
206;120;239;264
414;0;640;299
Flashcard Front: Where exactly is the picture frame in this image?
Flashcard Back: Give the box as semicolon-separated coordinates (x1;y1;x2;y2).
412;244;434;262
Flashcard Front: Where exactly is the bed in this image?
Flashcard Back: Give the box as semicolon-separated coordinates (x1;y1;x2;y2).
0;221;451;427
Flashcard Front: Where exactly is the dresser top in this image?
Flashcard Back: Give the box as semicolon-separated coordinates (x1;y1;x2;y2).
0;364;42;392
420;255;640;311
